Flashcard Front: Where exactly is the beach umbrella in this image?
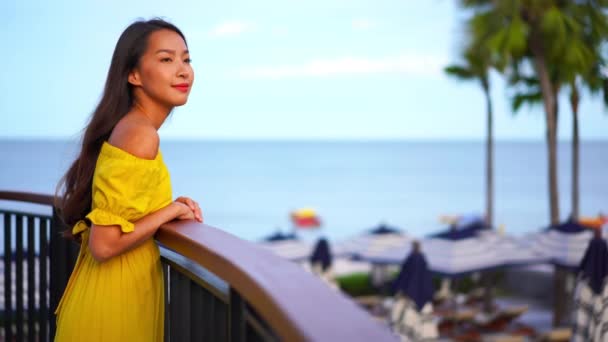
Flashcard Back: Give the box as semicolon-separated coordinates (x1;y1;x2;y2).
358;230;546;277
290;208;321;229
578;214;607;230
336;223;409;259
391;242;434;311
263;230;298;242
389;242;438;341
310;238;332;272
423;230;545;277
572;234;608;342
525;220;594;268
438;213;486;229
259;230;313;262
430;220;488;240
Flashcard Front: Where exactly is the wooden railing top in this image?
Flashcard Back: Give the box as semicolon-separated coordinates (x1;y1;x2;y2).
0;191;396;341
157;221;396;342
0;191;55;206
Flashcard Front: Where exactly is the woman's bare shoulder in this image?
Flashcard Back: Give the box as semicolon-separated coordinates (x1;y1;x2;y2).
108;115;159;160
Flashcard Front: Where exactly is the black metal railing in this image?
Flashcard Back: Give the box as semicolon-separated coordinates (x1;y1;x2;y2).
160;248;277;341
1;191;396;342
0;192;79;342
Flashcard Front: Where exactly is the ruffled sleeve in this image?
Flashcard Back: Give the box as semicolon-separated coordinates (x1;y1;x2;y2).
73;143;162;235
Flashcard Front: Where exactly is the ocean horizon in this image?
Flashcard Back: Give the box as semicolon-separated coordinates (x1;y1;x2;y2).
1;138;606;246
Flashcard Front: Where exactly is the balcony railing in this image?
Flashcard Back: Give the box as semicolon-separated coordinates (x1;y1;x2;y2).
0;190;395;341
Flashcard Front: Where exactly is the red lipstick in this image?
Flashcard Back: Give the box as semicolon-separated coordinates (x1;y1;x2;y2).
172;83;190;93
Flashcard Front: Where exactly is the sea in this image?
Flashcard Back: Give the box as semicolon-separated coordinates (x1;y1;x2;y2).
0;139;606;247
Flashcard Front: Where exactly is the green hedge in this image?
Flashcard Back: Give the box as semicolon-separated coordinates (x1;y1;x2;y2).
335;270;507;298
335;273;376;297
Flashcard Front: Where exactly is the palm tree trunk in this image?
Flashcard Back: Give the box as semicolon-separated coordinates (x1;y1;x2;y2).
484;83;494;229
482;81;494;313
570;86;580;220
531;40;562;327
530;42;560;226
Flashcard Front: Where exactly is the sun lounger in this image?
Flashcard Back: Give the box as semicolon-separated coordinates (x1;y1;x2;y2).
538;328;572;341
437;308;478;337
486;335;525;342
473;305;528;331
392;297;438;341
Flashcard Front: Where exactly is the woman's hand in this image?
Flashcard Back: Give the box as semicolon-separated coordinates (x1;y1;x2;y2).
174;196;203;222
172;202;196;221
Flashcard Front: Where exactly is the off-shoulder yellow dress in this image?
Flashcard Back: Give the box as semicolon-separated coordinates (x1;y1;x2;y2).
54;141;172;342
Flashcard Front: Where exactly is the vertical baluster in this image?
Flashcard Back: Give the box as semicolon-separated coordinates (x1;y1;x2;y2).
176;271;191;341
191;284;204;341
216;295;228;341
169;267;181;342
201;283;213;341
15;215;24;341
49;207;70;338
4;213;14;341
27;216;36;342
39;217;49;342
229;288;245;342
178;275;191;341
163;263;169;342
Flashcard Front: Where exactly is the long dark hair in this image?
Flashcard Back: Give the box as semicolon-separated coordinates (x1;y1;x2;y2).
55;19;187;238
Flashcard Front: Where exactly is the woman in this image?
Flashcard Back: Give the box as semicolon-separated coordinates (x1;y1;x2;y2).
54;19;202;341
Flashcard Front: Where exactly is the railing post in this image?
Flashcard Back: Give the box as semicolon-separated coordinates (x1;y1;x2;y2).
229;288;245;342
4;213;14;341
49;207;79;338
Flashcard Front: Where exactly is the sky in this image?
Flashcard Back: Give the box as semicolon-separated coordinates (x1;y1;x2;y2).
1;0;607;141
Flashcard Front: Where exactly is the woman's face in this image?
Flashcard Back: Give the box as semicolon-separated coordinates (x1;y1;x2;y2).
129;29;194;107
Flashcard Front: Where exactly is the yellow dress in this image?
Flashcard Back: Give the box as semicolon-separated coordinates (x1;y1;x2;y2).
54;141;172;342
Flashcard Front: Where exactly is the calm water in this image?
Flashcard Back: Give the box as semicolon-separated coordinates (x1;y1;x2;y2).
0;139;606;245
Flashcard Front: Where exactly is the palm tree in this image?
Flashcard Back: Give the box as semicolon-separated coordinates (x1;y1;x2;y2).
568;2;608;220
445;43;500;313
460;0;602;326
445;46;496;230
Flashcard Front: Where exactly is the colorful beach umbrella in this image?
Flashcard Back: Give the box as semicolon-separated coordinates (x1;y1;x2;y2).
579;215;608;230
290;208;322;229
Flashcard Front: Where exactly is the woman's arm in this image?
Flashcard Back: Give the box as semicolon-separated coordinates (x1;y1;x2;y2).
89;201;192;263
88;117;194;263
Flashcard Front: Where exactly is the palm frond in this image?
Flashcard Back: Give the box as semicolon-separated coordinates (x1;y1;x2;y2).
511;92;543;113
444;65;476;79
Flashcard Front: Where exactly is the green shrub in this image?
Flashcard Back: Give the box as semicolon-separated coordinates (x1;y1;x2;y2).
335;273;377;297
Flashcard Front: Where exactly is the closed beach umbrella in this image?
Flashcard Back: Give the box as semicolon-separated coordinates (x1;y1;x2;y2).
391;242;434;310
572;234;608;342
525;220;594;268
310;238;332;272
259;230;313;261
390;242;438;341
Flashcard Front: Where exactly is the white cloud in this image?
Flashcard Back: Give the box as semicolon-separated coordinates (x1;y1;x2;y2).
237;53;447;79
209;20;252;37
352;19;374;30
